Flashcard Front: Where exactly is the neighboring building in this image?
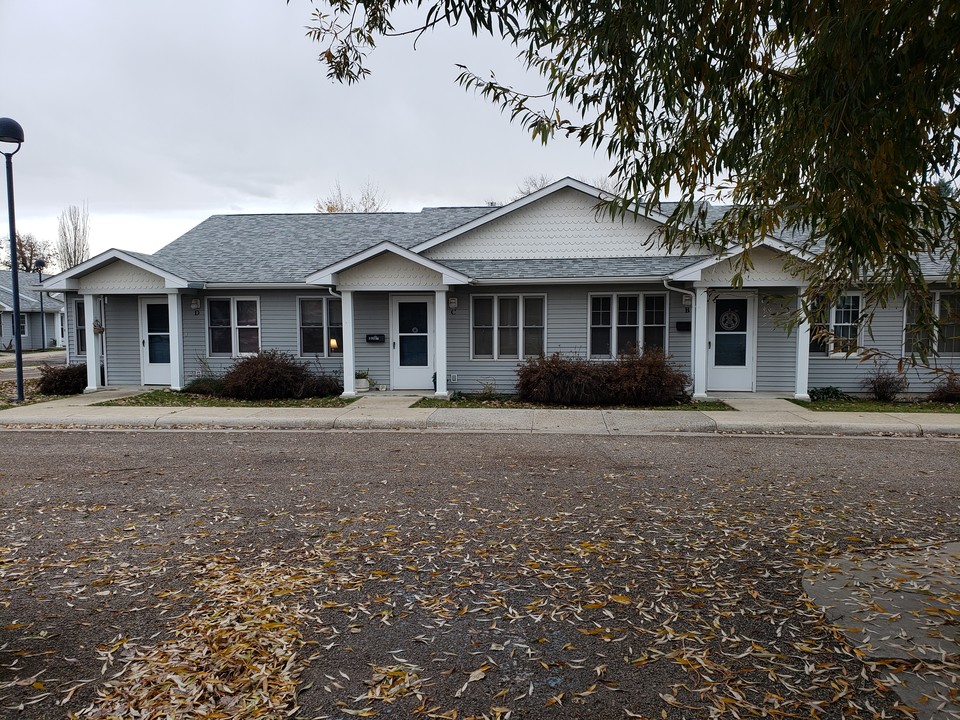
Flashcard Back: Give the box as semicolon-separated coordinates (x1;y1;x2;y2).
41;178;957;397
0;271;65;351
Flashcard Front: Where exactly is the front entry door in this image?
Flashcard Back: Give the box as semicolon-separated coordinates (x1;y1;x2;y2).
140;298;171;385
707;294;755;391
391;295;434;389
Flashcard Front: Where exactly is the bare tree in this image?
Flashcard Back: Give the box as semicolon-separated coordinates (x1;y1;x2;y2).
511;174;554;201
315;179;388;213
54;203;91;270
2;232;52;272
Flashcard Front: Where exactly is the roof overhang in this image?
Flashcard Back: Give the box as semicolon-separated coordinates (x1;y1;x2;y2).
669;238;812;282
41;249;193;291
305;241;472;286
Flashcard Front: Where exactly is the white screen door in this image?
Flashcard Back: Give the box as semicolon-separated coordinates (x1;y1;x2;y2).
391;295;434;389
140;298;171;385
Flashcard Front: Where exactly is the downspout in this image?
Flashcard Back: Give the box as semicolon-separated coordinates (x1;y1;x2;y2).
663;280;697;391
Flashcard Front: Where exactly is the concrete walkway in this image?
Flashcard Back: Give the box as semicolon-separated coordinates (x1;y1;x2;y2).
0;389;958;436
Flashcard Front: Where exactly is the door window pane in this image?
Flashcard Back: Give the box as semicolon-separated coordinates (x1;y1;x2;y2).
400;335;429;366
146;303;169;333
148;335;171;363
715;298;747;332
715;334;747;366
399;302;428;334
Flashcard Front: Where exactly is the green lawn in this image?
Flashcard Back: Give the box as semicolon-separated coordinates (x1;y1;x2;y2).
791;398;960;413
95;389;353;408
414;395;730;411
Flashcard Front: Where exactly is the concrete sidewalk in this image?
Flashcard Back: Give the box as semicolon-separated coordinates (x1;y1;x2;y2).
1;389;959;436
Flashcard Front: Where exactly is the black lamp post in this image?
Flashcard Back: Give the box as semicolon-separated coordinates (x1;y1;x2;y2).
0;117;25;403
34;257;47;350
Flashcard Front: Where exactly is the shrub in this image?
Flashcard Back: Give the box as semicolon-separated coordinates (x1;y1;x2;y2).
808;386;852;402
929;374;960;403
182;376;226;396
37;363;87;395
221;350;315;400
860;364;908;402
304;371;343;398
516;350;689;406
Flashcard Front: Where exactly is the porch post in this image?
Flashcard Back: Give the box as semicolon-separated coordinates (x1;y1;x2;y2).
693;287;709;399
794;294;811;400
83;293;102;392
434;289;448;397
167;292;184;390
340;290;356;397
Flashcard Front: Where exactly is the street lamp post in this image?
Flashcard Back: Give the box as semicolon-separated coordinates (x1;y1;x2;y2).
0;117;25;403
34;257;47;349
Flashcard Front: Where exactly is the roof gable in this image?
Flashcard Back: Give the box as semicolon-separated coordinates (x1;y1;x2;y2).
306;242;470;287
41;250;193;291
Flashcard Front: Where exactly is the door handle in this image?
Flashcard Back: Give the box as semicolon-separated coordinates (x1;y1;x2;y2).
393;341;396;349
142;339;146;347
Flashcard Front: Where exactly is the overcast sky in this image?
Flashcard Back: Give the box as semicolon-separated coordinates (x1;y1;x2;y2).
1;1;611;261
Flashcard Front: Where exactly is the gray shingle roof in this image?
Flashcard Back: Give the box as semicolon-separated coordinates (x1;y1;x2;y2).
0;272;65;312
442;256;711;280
151;208;496;284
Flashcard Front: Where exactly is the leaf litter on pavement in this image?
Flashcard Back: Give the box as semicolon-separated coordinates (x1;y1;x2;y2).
1;436;958;719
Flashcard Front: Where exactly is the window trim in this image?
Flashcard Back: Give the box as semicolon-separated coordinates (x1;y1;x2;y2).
587;292;669;359
74;300;86;356
904;290;960;357
470;293;547;360
296;295;343;358
809;292;864;358
206;296;261;358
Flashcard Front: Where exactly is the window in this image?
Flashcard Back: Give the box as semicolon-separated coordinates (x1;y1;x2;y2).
18;314;27;337
75;300;86;355
208;297;260;356
809;294;862;356
590;293;667;358
298;297;343;356
471;294;546;359
905;291;960;356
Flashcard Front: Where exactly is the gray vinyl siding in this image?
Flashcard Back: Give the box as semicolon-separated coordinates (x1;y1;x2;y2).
103;296;142;384
802;297;953;394
446;284;689;394
181;291;345;381
755;290;799;392
354;293;389;388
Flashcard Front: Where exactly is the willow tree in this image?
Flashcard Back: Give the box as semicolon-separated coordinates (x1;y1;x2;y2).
296;0;960;351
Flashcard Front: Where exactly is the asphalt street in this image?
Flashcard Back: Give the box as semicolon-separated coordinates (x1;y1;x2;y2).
1;431;957;719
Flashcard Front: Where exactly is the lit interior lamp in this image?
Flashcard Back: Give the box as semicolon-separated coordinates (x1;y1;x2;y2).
329;338;339;352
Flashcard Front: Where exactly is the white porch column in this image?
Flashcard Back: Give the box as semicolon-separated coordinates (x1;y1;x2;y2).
434;289;448;397
693;287;709;399
167;292;184;390
340;290;356;397
83;294;102;392
794;295;811;400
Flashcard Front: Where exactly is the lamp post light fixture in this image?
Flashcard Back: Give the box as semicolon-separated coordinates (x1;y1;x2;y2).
0;117;25;402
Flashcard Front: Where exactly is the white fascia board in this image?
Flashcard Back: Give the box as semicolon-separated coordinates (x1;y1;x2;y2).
669;238;811;282
305;241;471;286
41;249;191;290
202;283;311;290
471;275;668;285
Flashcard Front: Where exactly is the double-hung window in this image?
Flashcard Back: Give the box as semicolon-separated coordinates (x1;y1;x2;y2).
208;298;260;357
905;291;960;356
18;314;27;337
298;297;344;356
590;293;667;358
809;293;862;356
472;294;546;359
75;300;86;355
